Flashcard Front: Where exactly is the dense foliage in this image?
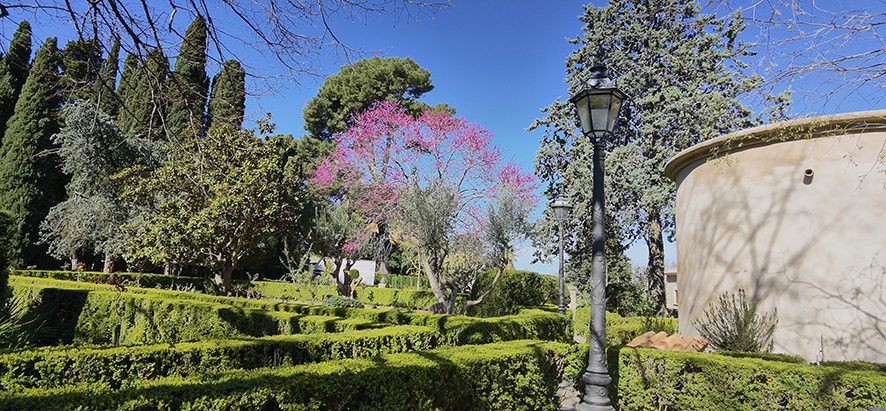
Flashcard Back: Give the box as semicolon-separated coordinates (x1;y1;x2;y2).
120;126;309;291
166;17;210;141
303;56;452;140
206;59;246;132
468;269;558;317
0;21;31;136
40;101;155;271
614;347;886;410
0;37;65;268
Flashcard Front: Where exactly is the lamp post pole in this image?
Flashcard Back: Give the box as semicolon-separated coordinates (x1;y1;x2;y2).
578;134;612;411
558;217;566;315
569;65;626;411
551;197;573;316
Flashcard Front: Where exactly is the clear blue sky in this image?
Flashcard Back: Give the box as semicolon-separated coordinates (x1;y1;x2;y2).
7;0;882;275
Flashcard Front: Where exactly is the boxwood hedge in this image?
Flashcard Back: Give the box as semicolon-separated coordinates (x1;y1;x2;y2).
9;277;570;347
613;347;886;410
10;280;378;346
0;325;440;391
253;280;443;310
0;340;585;411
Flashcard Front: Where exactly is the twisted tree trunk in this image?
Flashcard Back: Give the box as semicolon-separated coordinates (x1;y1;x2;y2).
646;206;666;315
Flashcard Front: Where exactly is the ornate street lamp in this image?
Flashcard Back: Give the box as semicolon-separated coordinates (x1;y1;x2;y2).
551;197;573;315
569;65;626;411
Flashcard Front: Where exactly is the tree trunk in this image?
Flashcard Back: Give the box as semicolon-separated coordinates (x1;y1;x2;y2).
375;222;391;275
214;266;235;295
460;266;504;315
422;252;451;309
646;206;666;315
103;253;114;273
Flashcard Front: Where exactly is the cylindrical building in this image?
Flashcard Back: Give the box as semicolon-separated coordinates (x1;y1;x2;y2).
665;110;886;362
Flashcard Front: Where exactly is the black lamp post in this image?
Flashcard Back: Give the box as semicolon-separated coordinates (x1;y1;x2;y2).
569;65;627;411
551;197;573;315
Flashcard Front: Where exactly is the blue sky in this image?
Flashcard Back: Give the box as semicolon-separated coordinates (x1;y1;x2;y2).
5;0;882;275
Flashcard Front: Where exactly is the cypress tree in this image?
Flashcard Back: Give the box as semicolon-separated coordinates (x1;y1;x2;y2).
167;16;209;141
130;48;169;141
60;38;103;101
0;38;64;267
206;59;245;132
0;21;32;135
116;52;139;131
4;21;32;99
93;39;120;115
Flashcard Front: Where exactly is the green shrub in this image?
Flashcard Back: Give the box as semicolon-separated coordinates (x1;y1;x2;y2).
0;212;12;302
8;276;569;347
322;295;364;308
716;350;806;364
382;274;429;289
468;269;559;317
14;270;206;291
253;280;442;309
0;340;583;411
9;281;377;346
694;289;778;353
0;325;440;390
820;360;886;373
613;347;886;410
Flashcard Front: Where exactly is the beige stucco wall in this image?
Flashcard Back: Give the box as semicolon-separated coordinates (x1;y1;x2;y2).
666;111;886;362
665;268;678;310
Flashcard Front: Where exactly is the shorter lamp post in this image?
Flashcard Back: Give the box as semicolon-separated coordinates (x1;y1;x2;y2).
570;65;627;411
551;197;573;315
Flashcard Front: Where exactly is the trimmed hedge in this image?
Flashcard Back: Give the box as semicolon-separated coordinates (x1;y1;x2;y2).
10;280;378;346
0;325;440;391
380;273;429;289
14;269;205;290
0;340;584;411
9;276;570;347
253;280;442;310
613;347;886;410
468;269;559;317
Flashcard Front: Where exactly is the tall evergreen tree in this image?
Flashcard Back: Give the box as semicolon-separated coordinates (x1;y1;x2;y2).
0;38;65;267
303;57;453;140
93;39;120;116
116;52;139;131
167;16;209;141
532;0;759;313
4;21;32;99
60;38;103;101
0;21;32;135
206;59;245;133
130;48;169;141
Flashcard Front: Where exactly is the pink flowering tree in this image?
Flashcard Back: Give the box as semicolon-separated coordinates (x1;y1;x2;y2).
312;101;537;313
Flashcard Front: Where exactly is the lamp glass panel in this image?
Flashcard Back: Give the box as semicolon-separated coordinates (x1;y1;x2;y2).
575;94;591;134
552;206;570;221
588;93;611;134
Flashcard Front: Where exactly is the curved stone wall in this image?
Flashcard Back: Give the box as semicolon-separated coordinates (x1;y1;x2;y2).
665;110;886;362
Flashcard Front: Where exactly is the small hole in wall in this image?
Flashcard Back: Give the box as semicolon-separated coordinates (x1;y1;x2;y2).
803;169;814;185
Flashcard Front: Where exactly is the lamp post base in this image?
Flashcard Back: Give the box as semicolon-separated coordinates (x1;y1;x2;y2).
576;366;614;411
